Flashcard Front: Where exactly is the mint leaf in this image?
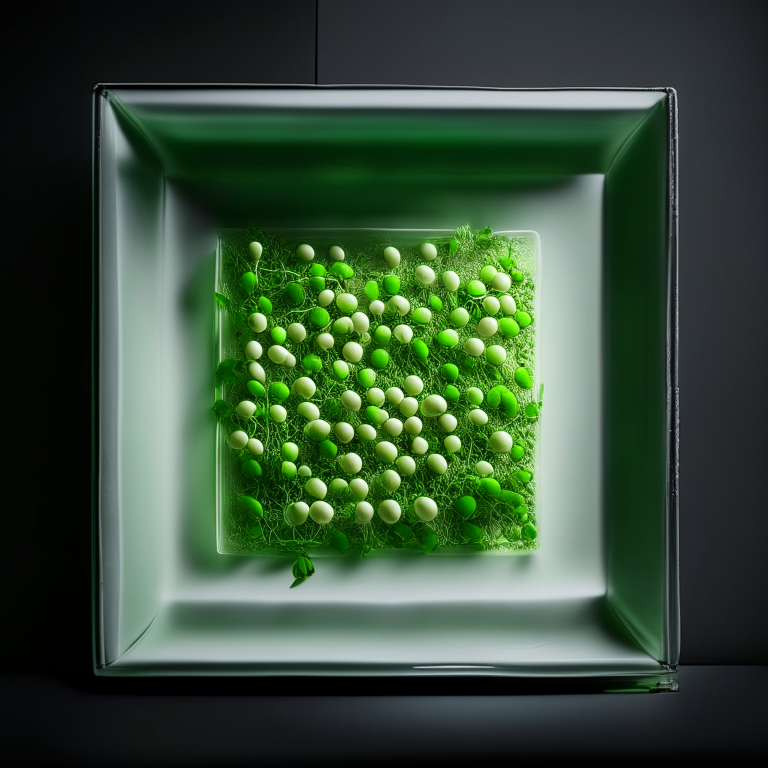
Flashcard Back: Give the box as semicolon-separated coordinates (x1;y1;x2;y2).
214;292;231;310
211;400;234;420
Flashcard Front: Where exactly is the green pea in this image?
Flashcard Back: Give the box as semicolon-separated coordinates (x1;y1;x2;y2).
328;530;349;554
441;363;459;383
309;276;326;292
238;496;263;519
374;325;392;344
310;307;330;328
466;387;483;406
511;270;524;284
525;403;539;419
333;317;352;336
302;354;323;372
281;461;297;478
453;496;477;519
514;311;532;328
501;389;519;418
429;294;443;312
281;442;299;462
371;348;390;369
412;307;432;325
443;385;460;404
240;272;257;294
511;444;525;461
499;490;524;508
257;296;273;314
309;263;326;277
241;460;262;478
478;478;501;497
412;339;429;362
365;406;387;424
357;368;376;387
365;280;380;300
498;256;513;270
480;264;497;284
498;318;520;338
461;522;484;543
417;527;439;553
449;307;470;328
487;385;505;409
271;326;287;344
437;329;459;348
449;237;459;256
247;380;265;398
515;505;529;522
247;522;264;539
330;262;354;279
332;360;350;380
467;280;485;297
268;381;290;403
319;440;338;459
523;522;538;540
516;470;533;484
383;275;401;295
286;282;305;305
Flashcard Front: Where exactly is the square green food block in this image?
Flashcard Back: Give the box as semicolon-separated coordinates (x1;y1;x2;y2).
214;226;541;584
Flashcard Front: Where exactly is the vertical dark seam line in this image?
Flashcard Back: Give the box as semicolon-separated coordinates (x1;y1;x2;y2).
315;0;319;84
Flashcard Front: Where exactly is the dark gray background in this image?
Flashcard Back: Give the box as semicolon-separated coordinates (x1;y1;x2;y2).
2;0;766;762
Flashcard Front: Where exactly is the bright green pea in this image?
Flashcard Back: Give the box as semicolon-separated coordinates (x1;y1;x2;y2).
281;461;297;478
412;307;432;325
281;442;299;462
302;354;323;372
499;490;524;508
241;460;262;478
515;505;529;522
498;256;513;270
333;317;352;336
286;282;305;305
247;380;265;398
487;385;505;409
310;307;330;328
271;326;287;344
480;264;497;284
268;382;290;403
453;496;476;519
525;403;539;418
374;325;392;344
240;272;257;294
437;329;459;348
511;444;525;461
357;368;376;387
501;390;519;418
238;496;263;519
511;270;524;284
365;280;380;300
412;339;429;362
478;478;501;497
441;363;459;383
467;280;485;297
328;530;349;554
257;296;273;314
461;522;484;543
365;406;388;425
319;440;338;459
333;360;350;380
498;318;520;338
514;311;532;328
371;348;390;369
443;385;460;404
485;345;506;367
513;367;533;390
516;470;533;484
429;295;443;312
309;276;326;292
466;387;483;406
309;263;326;277
523;522;538;540
383;275;401;295
450;307;470;327
330;262;354;279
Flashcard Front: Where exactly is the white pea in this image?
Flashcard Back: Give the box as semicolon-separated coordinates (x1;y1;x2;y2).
305;478;327;499
351;312;370;333
286;501;309;526
399;397;419;417
414;265;436;286
309;500;334;524
355;501;374;522
468;408;488;425
404;416;423;436
464;337;485;357
227;430;248;450
412;436;429;455
396;455;416;476
475;460;494;477
293;377;316;399
269;404;287;423
367;387;386;406
236;400;256;419
248;362;266;383
438;413;458;433
383;418;403;437
336;292;358;313
304;419;331;441
442;270;460;292
316;333;335;351
298;465;312;478
444;435;461;453
248;312;267;333
349;478;369;500
385;387;404;405
386;295;410;316
378;499;402;524
379;469;401;491
499;294;517;315
369;299;385;316
334;421;355;443
483;296;501;316
420;242;438;260
427;454;448;475
247;438;264;456
383;246;401;268
248;241;263;261
450;307;470;327
338;452;363;474
340;390;362;412
244;340;262;360
296;243;315;262
414;496;438;522
375;441;398;463
297;401;320;420
490;430;513;453
268;344;288;363
477;317;498;338
492;272;512;292
420;394;448;417
357;424;377;441
393;324;413;343
342;341;363;362
287;323;306;343
403;375;424;395
283;352;297;368
329;245;345;261
318;289;335;307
